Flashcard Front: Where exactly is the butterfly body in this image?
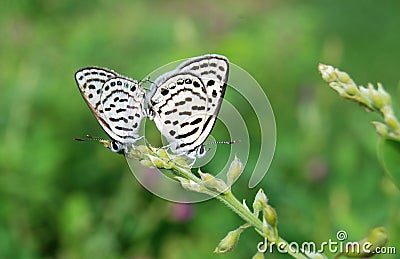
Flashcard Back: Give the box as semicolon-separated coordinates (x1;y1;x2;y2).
75;54;229;158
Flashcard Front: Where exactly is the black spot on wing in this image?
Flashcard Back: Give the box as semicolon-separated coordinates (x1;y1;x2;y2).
109;117;128;123
115;126;133;131
179;111;192;116
165;108;178;115
116;108;126;113
176;127;199;140
192;105;205;110
190;117;203;125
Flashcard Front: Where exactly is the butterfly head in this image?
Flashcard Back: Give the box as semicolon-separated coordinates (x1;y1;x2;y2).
195;145;208;158
100;139;125;154
186;145;208;159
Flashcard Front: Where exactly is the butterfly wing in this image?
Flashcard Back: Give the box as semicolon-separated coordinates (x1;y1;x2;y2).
148;54;229;156
75;67;145;144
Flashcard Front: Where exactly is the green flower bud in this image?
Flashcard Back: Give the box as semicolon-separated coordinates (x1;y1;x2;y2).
318;64;337;82
147;155;172;169
263;205;278;230
253;189;268;213
366;83;384;109
214;228;243;254
125;148;142;160
175;177;204;193
377;83;391;106
173;155;191;168
227;156;244;186
337;70;350;84
358;86;371;100
199;172;229;193
156;148;171;161
372;121;389;136
344;82;359;96
384;114;400;131
136;145;151;155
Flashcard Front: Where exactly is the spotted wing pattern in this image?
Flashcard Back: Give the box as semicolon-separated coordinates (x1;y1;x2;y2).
147;54;229;157
75;67;145;145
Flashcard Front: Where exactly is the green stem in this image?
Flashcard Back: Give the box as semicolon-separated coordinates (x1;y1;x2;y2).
171;162;309;259
218;191;309;259
217;191;263;230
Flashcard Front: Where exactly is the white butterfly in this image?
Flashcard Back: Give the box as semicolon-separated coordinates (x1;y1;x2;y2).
147;54;229;158
75;67;146;153
75;54;229;158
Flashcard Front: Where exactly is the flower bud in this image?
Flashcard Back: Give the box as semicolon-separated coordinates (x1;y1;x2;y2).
227;156;244;186
384;114;400;131
173;155;191;168
156;148;171;161
318;64;336;82
175;177;204;193
214;228;243;254
343;82;359;96
136;145;151;155
366;83;384;109
147;155;172;169
263;205;278;230
253;189;268;213
199;172;229;193
372;121;389;136
337;70;350;84
377;83;391;106
125;147;142;160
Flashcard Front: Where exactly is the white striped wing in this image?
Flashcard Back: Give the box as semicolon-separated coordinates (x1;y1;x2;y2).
147;54;229;157
75;67;145;146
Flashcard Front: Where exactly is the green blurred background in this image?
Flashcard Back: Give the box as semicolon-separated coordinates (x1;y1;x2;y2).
1;0;399;258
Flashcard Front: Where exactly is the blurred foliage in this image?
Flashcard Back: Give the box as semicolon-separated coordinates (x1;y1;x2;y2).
0;0;399;258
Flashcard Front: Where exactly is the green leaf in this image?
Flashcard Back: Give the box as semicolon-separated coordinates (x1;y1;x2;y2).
378;138;400;189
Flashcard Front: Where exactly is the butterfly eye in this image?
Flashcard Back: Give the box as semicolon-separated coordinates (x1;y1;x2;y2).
196;145;207;157
110;141;123;153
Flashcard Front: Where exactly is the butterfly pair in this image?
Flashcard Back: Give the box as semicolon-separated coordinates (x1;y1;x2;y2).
75;54;229;158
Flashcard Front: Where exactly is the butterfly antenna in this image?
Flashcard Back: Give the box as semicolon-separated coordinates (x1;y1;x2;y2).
204;139;241;146
73;135;107;142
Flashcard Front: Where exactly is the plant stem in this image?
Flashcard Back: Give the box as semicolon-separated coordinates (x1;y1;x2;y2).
170;161;309;259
